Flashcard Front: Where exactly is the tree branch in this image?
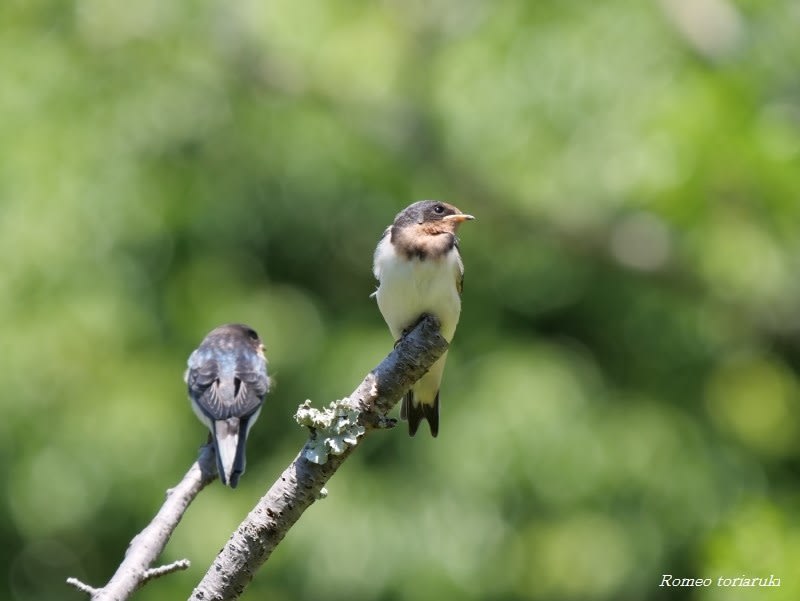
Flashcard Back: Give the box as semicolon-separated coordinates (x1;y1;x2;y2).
189;314;448;600
67;444;218;600
66;315;446;601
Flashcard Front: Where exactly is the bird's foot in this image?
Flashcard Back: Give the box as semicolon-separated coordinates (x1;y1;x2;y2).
394;313;433;348
376;416;398;430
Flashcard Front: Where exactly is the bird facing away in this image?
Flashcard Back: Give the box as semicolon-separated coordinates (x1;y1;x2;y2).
185;324;270;488
372;200;474;437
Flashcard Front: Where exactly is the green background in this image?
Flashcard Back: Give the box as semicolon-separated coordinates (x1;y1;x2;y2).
2;1;799;600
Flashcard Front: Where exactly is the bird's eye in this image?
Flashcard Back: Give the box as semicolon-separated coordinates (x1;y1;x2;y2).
433;204;445;214
246;328;259;340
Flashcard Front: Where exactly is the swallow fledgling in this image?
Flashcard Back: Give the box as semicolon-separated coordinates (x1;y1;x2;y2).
185;324;270;488
372;200;474;437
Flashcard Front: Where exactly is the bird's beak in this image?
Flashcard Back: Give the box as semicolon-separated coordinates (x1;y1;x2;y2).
443;213;475;223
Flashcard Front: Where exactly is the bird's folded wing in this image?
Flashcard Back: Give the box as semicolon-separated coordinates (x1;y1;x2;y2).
187;355;268;420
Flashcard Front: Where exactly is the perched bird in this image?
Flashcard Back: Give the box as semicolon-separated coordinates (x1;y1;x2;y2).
372;200;474;437
185;324;270;488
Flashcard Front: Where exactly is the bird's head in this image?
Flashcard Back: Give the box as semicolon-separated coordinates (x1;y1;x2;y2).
204;323;265;356
393;200;475;236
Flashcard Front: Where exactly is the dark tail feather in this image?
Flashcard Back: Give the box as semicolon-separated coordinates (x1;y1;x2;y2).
424;393;439;438
422;392;439;438
213;418;250;489
403;391;439;438
212;438;228;486
227;419;251;489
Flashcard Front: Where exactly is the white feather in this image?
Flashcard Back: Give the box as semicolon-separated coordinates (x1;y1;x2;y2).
214;422;239;483
373;234;462;405
190;398;214;432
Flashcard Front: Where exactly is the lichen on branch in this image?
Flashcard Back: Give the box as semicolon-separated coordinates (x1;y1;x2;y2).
295;398;366;464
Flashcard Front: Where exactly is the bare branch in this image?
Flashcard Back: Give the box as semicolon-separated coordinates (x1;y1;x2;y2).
142;559;192;583
190;314;448;600
67;444;218;600
66;578;99;596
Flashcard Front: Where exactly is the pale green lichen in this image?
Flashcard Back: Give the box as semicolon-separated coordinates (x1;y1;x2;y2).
294;399;366;464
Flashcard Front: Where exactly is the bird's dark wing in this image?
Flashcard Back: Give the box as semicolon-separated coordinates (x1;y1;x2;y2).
372;226;392;281
186;350;219;403
192;375;265;421
186;354;225;421
186;349;269;421
454;238;465;296
378;225;391;245
233;350;270;413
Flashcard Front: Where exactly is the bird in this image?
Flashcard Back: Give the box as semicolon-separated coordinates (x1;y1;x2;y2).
185;324;270;488
372;200;474;437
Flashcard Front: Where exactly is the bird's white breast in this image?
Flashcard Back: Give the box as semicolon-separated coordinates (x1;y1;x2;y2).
373;235;462;342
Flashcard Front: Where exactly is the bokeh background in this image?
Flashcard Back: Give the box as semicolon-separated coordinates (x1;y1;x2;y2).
2;0;799;599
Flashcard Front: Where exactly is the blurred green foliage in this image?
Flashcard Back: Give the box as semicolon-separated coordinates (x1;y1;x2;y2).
1;0;799;600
